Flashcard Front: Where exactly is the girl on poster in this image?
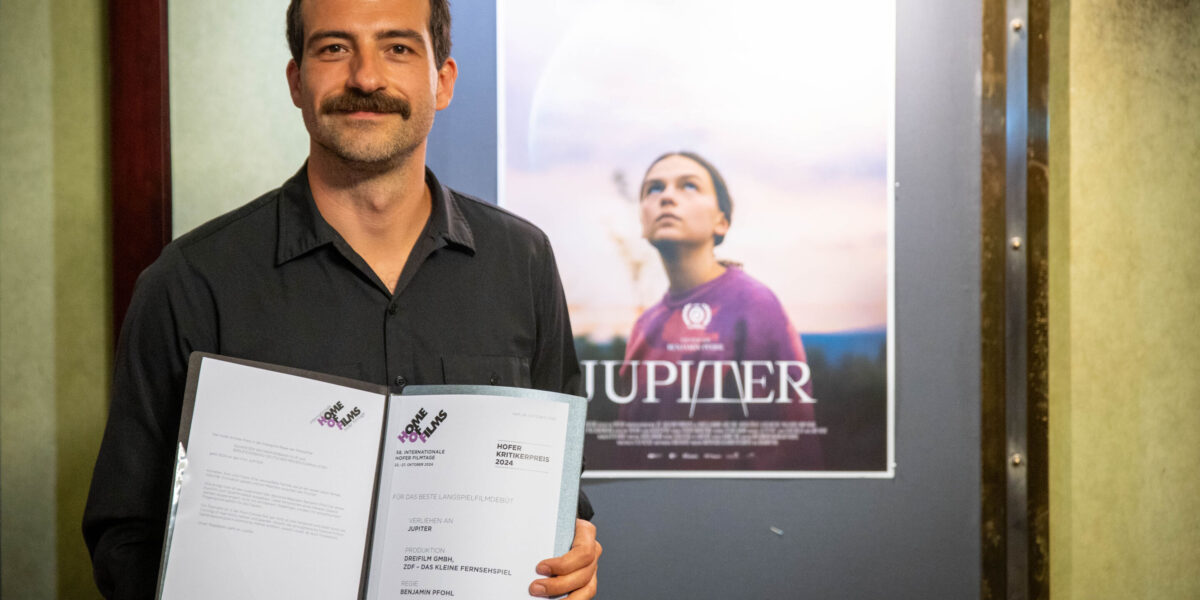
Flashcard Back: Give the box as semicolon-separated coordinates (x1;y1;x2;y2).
619;152;822;467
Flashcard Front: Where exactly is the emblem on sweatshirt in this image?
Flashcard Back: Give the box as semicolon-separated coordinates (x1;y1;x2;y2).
681;303;713;330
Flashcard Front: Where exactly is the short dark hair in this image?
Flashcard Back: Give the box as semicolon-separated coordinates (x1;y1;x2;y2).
287;0;452;68
642;151;734;246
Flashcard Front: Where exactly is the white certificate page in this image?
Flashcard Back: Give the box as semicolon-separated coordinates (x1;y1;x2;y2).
159;358;386;600
366;393;570;599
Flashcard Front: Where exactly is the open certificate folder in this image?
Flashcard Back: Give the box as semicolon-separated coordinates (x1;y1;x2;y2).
156;353;586;600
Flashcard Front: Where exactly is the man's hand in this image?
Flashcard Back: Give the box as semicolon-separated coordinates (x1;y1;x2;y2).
529;519;601;598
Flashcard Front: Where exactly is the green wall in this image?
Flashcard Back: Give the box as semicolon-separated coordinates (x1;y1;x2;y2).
1050;1;1200;598
168;0;308;236
0;0;110;598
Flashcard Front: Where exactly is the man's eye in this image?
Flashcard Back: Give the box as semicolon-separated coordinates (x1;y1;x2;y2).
390;45;411;54
321;44;347;54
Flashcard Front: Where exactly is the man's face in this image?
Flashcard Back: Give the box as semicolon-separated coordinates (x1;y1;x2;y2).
639;155;730;250
286;0;457;165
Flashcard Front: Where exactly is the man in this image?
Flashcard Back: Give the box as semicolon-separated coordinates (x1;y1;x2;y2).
82;0;600;597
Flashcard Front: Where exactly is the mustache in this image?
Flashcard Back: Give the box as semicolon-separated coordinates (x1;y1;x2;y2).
321;91;412;119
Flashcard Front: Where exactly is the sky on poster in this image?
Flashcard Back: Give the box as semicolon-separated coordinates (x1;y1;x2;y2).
501;0;893;340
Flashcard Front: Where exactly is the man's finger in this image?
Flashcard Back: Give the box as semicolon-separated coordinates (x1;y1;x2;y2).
562;571;599;600
529;539;601;597
537;520;598;575
529;556;594;598
529;519;601;597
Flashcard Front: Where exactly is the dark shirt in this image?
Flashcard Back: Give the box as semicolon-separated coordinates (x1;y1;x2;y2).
83;166;590;599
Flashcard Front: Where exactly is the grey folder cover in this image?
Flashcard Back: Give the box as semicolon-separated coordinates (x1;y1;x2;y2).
160;352;586;599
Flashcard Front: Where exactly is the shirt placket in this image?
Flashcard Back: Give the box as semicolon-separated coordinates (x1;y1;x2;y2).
385;232;449;393
385;295;412;394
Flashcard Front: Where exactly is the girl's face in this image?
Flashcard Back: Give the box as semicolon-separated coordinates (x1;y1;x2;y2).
639;155;729;249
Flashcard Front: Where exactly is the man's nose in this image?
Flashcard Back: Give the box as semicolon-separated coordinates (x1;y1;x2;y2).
347;52;386;93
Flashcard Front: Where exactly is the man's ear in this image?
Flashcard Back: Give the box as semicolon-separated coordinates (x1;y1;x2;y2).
435;57;458;111
286;59;302;108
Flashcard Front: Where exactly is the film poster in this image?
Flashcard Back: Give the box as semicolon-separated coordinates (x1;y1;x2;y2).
500;0;895;477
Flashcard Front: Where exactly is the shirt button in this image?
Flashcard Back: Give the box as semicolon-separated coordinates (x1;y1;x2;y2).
394;376;407;387
387;304;398;315
489;373;500;385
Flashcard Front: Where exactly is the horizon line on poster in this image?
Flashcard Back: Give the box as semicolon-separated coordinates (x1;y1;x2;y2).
581;360;816;405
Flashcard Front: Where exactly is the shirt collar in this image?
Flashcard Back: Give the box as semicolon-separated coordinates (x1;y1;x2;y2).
276;163;476;266
425;167;476;253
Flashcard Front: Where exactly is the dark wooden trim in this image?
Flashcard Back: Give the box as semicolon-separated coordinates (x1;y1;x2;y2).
1025;0;1051;596
110;0;172;338
980;1;1009;598
982;0;1051;597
